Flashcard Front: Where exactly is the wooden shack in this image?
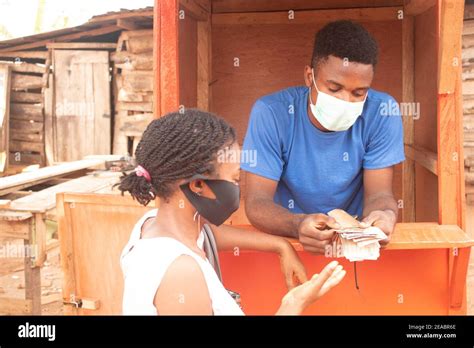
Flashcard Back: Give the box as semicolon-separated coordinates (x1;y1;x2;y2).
53;0;474;316
0;8;154;174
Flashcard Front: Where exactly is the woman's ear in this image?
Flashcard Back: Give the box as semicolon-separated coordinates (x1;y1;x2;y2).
189;179;217;199
189;180;204;195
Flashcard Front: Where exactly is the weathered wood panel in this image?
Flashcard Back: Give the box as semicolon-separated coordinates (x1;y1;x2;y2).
53;50;111;162
0;64;11;173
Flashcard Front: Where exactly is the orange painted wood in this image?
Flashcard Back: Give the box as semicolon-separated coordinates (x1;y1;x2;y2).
449;247;471;311
220;248;451;315
234;223;474;252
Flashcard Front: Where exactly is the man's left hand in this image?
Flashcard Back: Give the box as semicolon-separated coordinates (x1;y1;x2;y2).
360;209;397;246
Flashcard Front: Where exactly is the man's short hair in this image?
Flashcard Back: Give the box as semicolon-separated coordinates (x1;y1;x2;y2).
311;20;378;69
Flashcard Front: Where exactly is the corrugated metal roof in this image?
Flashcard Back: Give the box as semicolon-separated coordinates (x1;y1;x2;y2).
0;7;153;51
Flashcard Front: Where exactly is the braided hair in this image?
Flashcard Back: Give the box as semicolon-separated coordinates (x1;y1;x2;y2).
117;109;236;206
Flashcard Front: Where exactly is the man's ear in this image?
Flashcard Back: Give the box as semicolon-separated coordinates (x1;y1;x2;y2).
304;65;313;88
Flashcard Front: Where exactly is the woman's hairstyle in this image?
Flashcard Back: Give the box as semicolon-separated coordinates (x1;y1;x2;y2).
117;109;236;206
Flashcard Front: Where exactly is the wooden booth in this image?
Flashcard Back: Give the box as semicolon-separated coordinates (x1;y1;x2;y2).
57;0;474;315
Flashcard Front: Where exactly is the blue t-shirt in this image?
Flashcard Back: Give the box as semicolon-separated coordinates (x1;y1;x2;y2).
241;86;405;218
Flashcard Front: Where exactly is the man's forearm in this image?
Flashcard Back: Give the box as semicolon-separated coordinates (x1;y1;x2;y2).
362;192;398;221
245;197;305;238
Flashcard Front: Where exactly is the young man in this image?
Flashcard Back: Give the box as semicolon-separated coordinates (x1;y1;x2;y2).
241;20;405;255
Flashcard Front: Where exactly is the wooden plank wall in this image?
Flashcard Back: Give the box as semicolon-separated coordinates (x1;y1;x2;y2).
462;7;474;198
179;8;198;109
413;6;439;222
111;30;154;156
0;55;50;167
52;50;111;162
210;9;404;220
0;64;11;173
463;18;474;317
58;193;154;315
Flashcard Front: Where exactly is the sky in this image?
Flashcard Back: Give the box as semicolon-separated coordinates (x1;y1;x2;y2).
0;0;154;40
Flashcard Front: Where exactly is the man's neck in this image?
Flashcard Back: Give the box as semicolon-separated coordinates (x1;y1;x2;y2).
306;102;332;133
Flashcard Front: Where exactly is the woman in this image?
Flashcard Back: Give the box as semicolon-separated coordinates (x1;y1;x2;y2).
118;109;346;315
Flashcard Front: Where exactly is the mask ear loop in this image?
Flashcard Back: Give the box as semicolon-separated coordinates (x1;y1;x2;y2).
193;211;202;236
192;181;202;234
311;68;318;90
197;214;201;235
308;68;317;106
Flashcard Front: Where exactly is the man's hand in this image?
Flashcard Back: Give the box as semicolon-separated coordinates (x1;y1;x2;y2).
297;214;341;254
361;209;396;246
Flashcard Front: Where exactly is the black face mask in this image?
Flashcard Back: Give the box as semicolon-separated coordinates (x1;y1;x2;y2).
179;175;240;226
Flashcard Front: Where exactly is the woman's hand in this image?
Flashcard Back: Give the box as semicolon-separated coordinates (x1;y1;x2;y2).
278;240;308;290
277;260;346;315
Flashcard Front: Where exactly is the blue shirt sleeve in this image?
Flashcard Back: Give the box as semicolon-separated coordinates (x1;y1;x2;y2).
241;100;284;181
363;97;406;169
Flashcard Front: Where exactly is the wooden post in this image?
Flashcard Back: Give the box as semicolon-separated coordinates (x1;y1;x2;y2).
57;193;78;315
401;15;415;222
25;219;41;314
197;0;211;111
153;0;161;119
0;64;11;174
158;0;180;115
34;213;47;267
436;0;470;313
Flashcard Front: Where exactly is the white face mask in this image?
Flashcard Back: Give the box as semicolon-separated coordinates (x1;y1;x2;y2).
309;69;367;131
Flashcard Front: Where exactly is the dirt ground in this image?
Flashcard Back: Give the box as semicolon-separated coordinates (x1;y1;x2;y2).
0;241;63;315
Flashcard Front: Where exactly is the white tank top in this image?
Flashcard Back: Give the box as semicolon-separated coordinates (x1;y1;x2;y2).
120;209;244;315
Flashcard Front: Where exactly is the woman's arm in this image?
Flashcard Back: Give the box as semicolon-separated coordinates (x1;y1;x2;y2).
152;255;345;316
153;255;213;315
210;223;308;289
